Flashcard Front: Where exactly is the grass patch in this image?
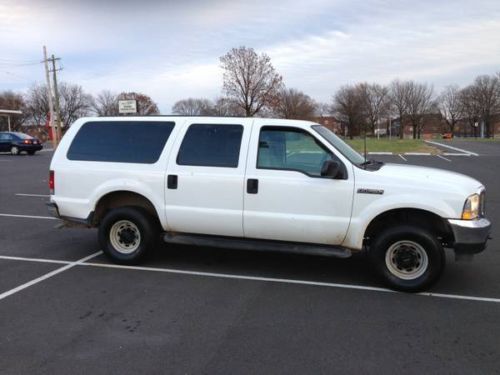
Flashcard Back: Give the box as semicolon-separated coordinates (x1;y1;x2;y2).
345;138;439;154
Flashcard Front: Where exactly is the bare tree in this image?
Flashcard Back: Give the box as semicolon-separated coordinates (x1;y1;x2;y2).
390;80;411;139
358;83;390;134
438;85;463;134
470;74;500;137
117;92;160;115
211;97;244;117
172;98;214;115
58;83;93;126
220;46;282;117
24;82;92;128
405;82;435;139
332;85;364;139
459;86;481;137
0;91;27;131
91;90;119;116
272;88;317;120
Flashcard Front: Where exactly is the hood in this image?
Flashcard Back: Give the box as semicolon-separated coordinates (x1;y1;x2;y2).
371;163;483;195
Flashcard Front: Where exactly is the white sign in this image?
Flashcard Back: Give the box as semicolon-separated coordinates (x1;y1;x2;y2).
118;100;137;114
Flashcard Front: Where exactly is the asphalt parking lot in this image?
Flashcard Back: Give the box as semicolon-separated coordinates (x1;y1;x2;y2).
1;141;499;374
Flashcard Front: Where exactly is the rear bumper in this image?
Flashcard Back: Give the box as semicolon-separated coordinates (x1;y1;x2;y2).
47;202;61;218
448;218;491;255
47;202;93;227
18;144;43;151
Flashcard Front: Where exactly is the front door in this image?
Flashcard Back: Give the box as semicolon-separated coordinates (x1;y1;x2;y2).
243;124;354;245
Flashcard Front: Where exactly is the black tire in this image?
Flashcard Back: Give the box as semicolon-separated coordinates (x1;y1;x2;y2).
98;206;160;265
370;225;445;292
27;151;36;155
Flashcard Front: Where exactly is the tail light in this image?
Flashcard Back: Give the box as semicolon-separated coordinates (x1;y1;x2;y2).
49;170;55;195
24;139;32;144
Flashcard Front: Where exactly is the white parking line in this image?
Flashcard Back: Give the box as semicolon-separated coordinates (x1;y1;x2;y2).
425;140;478;156
398;154;407;161
404;152;431;156
0;252;101;302
443;153;472;156
15;194;50;198
437;155;451;162
0;213;57;220
1;254;500;304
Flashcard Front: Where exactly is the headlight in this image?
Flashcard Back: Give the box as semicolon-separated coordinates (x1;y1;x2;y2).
462;193;480;220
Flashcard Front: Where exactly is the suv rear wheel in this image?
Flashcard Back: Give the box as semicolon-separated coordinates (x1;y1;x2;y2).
98;206;160;264
370;225;445;292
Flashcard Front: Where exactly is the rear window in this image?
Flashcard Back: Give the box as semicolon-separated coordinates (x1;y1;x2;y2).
67;121;175;163
13;132;33;139
177;124;243;168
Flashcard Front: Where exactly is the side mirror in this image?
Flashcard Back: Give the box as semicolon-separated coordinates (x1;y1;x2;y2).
321;160;341;179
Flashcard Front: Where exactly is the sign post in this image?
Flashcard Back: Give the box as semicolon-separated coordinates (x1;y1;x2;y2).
118;100;138;115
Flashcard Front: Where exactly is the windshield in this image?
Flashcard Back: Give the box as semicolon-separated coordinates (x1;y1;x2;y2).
312;125;365;164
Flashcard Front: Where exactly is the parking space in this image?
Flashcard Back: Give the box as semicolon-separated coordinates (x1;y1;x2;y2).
1;147;500;373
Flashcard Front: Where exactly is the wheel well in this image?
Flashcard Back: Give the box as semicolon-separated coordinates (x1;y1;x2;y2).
93;191;159;226
364;208;453;247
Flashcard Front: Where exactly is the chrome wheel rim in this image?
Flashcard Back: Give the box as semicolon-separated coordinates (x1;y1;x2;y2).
109;220;141;254
11;146;18;155
385;240;429;280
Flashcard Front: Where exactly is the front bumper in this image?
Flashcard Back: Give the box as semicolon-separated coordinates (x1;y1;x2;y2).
448;218;491;255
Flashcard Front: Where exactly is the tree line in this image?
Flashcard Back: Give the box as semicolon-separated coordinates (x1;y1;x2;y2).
1;46;499;138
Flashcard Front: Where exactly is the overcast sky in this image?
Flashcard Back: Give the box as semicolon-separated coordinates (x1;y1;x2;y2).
1;0;499;113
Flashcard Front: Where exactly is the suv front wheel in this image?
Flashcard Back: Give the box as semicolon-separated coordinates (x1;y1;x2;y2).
370;225;445;292
98;206;160;265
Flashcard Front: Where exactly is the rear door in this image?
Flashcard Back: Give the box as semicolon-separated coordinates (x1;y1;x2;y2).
164;120;250;237
243;122;354;245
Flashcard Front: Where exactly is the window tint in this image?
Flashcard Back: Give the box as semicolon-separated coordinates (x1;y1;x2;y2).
67;121;174;163
177;124;243;168
257;127;336;177
0;133;10;141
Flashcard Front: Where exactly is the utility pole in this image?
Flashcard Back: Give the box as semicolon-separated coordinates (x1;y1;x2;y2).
49;54;63;144
42;46;57;148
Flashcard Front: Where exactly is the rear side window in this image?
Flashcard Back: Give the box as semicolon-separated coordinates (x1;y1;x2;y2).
67;121;175;163
177;124;243;168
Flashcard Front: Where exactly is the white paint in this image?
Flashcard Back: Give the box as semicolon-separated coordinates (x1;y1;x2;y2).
368;152;393;155
404;152;431;155
0;252;101;301
0;213;57;220
77;262;500;304
2;253;500;304
16;194;50;198
425;140;479;156
0;255;71;265
443;152;472;156
437;155;452;162
398;154;407;161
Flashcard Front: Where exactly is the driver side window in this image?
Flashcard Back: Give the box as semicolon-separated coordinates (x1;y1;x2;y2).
257;127;336;177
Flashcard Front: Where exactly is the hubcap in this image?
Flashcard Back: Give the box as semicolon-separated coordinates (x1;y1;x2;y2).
109;220;141;254
385;240;429;280
11;147;18;155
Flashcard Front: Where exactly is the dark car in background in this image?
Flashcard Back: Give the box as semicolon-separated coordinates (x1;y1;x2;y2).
0;132;43;155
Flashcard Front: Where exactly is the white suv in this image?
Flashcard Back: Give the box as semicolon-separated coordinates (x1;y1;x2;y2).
48;117;491;292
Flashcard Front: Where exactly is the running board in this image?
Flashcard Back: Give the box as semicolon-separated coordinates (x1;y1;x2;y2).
163;232;351;258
